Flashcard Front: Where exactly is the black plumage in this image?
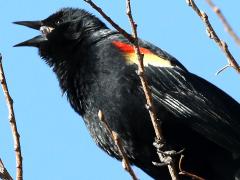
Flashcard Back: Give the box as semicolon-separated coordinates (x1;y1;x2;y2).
14;8;240;180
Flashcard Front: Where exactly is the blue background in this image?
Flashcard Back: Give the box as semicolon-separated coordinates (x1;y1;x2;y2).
0;1;239;180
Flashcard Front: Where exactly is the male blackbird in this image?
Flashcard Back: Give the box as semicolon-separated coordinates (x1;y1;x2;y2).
14;8;240;180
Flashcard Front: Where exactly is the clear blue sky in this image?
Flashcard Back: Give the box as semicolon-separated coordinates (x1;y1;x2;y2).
0;1;240;180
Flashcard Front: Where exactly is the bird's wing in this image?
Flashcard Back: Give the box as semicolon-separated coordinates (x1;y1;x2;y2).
112;39;240;154
147;65;240;153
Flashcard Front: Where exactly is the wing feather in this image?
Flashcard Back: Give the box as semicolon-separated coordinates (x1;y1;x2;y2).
145;65;240;153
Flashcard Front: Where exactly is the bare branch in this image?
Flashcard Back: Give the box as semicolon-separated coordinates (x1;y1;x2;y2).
98;110;138;180
0;54;23;180
178;155;205;180
186;0;240;73
125;0;179;179
205;0;240;46
0;158;13;180
125;0;162;139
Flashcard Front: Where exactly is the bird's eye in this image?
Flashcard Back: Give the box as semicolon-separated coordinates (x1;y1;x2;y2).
55;20;62;25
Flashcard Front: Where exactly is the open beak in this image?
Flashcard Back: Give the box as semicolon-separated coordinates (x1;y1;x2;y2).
13;20;49;47
13;21;42;30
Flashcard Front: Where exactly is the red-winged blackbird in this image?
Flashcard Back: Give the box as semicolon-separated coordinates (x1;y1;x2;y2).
14;8;240;180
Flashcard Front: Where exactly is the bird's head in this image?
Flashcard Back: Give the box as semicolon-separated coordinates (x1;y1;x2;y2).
14;8;107;63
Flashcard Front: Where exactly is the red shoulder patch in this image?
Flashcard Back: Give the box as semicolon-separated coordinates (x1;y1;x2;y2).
112;41;151;54
112;41;173;68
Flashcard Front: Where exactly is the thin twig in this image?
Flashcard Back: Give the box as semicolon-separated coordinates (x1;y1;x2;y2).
0;54;23;180
0;158;13;180
84;1;180;179
125;0;162;140
125;1;179;180
205;0;240;46
178;155;205;180
186;0;240;74
215;64;231;75
98;110;138;180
